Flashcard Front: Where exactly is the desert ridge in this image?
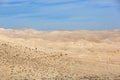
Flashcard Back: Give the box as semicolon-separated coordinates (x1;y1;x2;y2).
0;28;120;80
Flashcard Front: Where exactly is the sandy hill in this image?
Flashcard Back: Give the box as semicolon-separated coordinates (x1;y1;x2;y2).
0;28;120;80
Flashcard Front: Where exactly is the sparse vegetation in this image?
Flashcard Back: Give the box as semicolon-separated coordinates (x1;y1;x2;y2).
0;28;120;80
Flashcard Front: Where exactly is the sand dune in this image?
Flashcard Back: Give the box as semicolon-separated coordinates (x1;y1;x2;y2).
0;28;120;80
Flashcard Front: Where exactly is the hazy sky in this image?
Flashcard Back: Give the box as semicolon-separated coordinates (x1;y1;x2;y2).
0;0;120;30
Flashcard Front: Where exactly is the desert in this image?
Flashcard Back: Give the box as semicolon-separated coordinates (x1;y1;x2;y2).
0;28;120;80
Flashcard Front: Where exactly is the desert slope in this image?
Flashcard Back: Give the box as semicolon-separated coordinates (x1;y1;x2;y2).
0;28;120;80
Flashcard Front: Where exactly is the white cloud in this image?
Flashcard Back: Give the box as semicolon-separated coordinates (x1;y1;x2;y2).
87;0;117;6
0;0;75;3
38;0;76;3
0;0;77;7
0;0;26;2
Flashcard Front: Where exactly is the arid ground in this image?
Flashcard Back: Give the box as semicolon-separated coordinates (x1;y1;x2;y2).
0;28;120;80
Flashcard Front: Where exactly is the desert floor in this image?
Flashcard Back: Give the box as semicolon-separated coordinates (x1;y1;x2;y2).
0;28;120;80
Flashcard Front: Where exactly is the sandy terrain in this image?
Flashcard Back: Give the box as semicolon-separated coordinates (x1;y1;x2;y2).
0;28;120;80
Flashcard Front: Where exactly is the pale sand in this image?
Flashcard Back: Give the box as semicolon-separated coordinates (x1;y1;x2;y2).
0;28;120;80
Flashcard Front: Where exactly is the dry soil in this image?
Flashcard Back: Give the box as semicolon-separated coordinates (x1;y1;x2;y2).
0;28;120;80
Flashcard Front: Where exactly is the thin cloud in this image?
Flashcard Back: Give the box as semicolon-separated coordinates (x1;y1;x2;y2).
0;1;28;7
90;0;117;6
0;0;86;7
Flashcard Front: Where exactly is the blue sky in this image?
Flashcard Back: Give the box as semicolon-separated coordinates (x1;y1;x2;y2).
0;0;120;30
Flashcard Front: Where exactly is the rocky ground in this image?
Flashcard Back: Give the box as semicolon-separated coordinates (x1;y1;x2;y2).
0;28;120;80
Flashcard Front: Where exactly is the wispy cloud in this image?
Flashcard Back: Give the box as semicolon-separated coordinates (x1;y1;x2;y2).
31;0;82;6
0;0;87;7
0;0;117;7
97;0;117;6
0;0;28;7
